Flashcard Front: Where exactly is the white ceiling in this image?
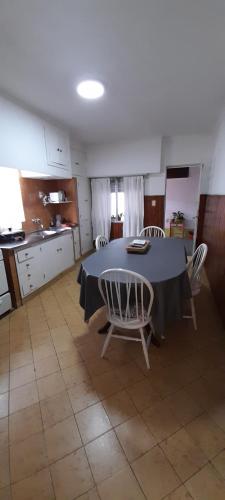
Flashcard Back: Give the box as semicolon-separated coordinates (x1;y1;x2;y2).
0;0;225;145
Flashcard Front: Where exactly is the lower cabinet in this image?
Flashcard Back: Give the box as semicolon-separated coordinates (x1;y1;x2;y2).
16;232;75;298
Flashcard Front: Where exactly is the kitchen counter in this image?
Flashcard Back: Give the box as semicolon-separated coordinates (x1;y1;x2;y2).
0;226;77;251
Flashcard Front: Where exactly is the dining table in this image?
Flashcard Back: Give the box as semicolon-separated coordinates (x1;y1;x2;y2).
77;236;192;337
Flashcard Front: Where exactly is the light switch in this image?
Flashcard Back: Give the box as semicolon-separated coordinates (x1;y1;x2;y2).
151;200;156;207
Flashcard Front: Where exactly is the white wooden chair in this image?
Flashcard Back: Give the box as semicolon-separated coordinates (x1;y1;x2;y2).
183;243;208;330
96;235;109;250
98;268;155;369
139;226;165;238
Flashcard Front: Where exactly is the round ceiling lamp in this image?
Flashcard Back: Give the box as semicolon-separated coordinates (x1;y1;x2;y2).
76;80;105;100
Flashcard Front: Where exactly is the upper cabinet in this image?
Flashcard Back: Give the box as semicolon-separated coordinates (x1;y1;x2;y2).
44;124;71;172
0;96;72;178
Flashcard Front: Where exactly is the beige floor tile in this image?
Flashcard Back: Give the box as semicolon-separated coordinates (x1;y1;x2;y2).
30;330;52;347
45;415;82;463
132;445;180;500
37;372;65;400
50;448;94;500
9;381;39;414
34;354;60;379
0;342;9;358
163;485;193;499
92;370;123;400
115;361;144;388
57;348;82;369
97;465;146;500
0;393;8;418
85;355;114;378
9;403;43;443
208;399;225;432
0;356;9;374
0;448;10;488
185;414;225;459
0;372;9;394
79;489;100;500
10;431;48;482
62;362;90;388
212;449;225;480
102;390;137;427
161;428;207;482
11;468;54;500
115;415;156;462
142;399;181;442
85;429;127;483
0;486;11;500
10;363;35;390
185;377;220;411
0;417;8;448
166;388;203;425
40;390;73;428
185;463;225;500
127;378;161;412
68;380;99;413
76;402;111;444
33;339;56;362
10;349;33;371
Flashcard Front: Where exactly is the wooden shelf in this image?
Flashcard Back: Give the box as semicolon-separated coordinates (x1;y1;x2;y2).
43;201;72;206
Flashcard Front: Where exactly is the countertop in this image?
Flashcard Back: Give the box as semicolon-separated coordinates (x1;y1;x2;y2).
0;226;77;251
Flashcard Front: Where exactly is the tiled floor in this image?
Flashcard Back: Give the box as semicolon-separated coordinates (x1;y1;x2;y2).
1;261;225;499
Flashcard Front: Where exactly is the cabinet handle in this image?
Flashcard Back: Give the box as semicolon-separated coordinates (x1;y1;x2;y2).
26;263;30;268
27;274;31;278
30;284;33;288
57;148;60;151
25;252;29;257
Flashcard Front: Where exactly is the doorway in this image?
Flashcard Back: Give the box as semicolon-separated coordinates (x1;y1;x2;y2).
164;164;202;255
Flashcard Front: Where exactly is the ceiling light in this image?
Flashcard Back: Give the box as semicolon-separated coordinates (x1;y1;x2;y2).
76;80;105;100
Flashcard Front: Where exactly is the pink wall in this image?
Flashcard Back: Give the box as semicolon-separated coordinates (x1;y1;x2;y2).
165;167;201;229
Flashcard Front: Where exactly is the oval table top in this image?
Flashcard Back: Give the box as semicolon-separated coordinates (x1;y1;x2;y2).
78;237;191;334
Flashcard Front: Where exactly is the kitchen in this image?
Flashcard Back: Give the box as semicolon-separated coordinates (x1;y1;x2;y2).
0;95;93;316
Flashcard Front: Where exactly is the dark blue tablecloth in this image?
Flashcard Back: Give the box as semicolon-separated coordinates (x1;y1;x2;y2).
77;237;191;334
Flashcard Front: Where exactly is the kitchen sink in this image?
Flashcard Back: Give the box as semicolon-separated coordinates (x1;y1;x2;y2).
42;230;57;236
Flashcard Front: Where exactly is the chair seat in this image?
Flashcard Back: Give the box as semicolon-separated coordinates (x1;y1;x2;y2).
108;306;151;329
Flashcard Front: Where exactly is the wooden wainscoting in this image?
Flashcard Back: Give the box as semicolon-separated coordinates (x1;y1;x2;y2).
202;195;225;325
197;194;207;245
144;196;165;229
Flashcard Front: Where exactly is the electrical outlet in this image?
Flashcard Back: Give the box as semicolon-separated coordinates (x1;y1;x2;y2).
151;200;156;207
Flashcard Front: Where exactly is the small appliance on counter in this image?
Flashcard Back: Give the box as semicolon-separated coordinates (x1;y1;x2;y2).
49;191;66;203
0;229;25;243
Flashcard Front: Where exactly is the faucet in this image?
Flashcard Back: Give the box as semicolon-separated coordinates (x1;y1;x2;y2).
32;218;44;231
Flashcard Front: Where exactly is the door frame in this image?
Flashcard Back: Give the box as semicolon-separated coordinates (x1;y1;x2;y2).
164;163;203;255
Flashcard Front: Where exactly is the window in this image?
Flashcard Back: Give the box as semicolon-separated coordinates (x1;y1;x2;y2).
0;168;25;231
110;178;124;221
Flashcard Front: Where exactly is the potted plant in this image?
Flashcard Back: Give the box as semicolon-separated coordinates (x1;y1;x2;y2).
172;211;184;224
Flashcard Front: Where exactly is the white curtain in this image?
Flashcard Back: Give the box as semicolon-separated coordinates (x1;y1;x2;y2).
0;167;25;231
91;178;111;240
123;176;144;236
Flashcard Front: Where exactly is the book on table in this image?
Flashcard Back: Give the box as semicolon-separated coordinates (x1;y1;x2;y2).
130;239;148;247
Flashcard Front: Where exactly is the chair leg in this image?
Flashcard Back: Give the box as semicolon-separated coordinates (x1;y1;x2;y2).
140;327;150;369
191;298;197;331
101;324;114;358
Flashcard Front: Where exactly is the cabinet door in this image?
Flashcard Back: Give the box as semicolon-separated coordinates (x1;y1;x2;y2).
44;124;71;170
58;233;75;271
73;227;81;260
41;238;59;283
16;246;44;297
77;177;93;255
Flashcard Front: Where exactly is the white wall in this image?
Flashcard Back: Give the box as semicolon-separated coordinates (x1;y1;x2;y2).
165;167;201;229
86;137;162;177
144;173;166;195
208;111;225;194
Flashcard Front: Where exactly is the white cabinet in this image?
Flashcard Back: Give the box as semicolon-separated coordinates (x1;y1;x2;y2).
44;124;71;173
0;96;72;179
16;232;75;298
76;177;93;255
72;227;81;260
